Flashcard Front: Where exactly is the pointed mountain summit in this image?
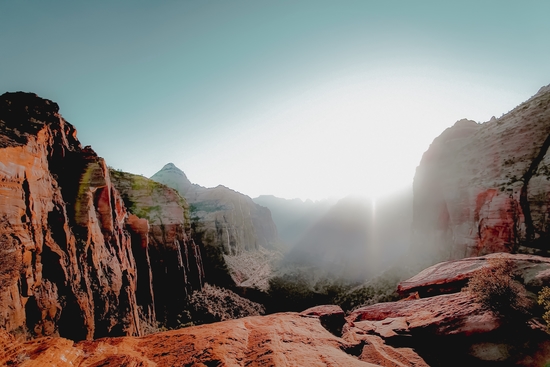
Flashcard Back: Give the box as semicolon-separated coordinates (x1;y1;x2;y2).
151;163;194;195
151;163;284;290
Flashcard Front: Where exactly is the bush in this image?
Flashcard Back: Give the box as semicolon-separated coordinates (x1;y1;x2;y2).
335;277;400;312
537;286;550;330
465;258;531;317
266;272;353;313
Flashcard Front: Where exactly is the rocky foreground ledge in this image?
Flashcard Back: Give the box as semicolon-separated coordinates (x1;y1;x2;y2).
3;253;550;366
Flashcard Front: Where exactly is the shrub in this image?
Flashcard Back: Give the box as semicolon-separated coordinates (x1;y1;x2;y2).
336;278;400;312
465;258;531;317
537;286;550;330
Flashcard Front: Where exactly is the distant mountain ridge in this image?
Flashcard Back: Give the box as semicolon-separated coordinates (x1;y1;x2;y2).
252;195;334;246
280;192;412;282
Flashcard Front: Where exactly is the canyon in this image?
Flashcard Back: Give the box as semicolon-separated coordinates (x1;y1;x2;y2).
2;252;549;366
151;163;284;290
1;82;550;365
0;92;205;340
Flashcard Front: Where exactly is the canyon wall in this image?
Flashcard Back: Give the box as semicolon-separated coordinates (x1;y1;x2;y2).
0;92;205;340
412;84;550;262
0;92;142;340
151;163;284;289
110;170;204;327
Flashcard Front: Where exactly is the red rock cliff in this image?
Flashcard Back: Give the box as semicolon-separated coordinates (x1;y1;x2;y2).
412;84;550;261
0;92;144;340
110;170;204;328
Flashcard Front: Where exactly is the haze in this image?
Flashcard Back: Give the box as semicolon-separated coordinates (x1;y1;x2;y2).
2;1;549;200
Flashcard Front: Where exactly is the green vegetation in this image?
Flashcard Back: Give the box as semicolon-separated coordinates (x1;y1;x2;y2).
465;258;531;317
537;286;550;330
189;201;226;214
265;270;400;313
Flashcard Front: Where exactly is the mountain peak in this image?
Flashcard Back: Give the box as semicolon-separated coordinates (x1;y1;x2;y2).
151;163;193;192
161;162;182;171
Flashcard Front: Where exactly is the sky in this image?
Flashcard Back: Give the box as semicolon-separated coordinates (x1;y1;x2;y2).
1;1;550;200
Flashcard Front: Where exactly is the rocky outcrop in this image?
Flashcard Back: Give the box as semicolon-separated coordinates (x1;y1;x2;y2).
0;92;142;340
4;252;549;366
397;252;550;297
0;313;427;367
347;253;550;366
110;170;204;327
151;163;284;288
412;84;550;261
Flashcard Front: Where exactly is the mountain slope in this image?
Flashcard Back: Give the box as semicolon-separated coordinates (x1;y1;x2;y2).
151;163;284;289
253;195;334;246
110;170;204;327
412;83;550;262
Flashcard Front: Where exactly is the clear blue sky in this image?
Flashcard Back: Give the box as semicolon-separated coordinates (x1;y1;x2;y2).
2;1;549;200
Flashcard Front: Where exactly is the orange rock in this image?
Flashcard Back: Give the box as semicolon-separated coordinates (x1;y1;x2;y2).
0;313;427;367
110;170;205;328
348;292;500;337
0;92;142;340
398;252;550;296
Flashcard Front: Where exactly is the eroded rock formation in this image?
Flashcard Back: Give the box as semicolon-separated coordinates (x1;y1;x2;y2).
0;312;428;367
110;170;204;327
348;253;550;365
3;250;549;366
151;163;284;289
412;84;550;261
0;92;141;340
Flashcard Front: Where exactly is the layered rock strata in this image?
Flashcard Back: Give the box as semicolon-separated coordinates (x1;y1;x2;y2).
110;170;204;327
348;253;550;365
0;92;142;340
412;84;550;261
151;163;284;288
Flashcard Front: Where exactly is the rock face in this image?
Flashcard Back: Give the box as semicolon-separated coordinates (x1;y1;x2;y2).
151;163;284;289
348;253;550;366
397;252;550;297
412;84;550;261
110;170;204;327
0;313;427;367
3;252;549;366
0;92;142;340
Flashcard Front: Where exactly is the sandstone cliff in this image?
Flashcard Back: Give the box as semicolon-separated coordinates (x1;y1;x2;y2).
151;163;284;290
0;92;143;340
412;84;550;262
110;170;204;328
